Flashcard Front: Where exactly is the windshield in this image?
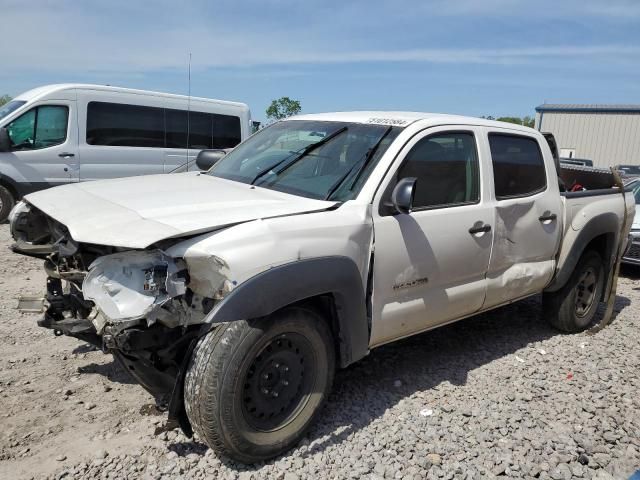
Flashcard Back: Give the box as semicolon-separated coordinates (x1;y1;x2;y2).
210;120;401;201
0;100;26;123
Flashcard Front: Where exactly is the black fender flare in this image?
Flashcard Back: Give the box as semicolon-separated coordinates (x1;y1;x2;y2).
204;256;370;368
545;212;618;294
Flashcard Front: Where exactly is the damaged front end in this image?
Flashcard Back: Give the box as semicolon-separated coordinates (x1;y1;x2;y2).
11;201;225;432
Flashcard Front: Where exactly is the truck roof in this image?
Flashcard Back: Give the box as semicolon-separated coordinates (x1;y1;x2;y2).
13;83;249;109
292;111;537;133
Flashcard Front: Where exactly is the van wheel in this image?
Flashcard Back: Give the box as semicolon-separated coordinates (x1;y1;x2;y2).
184;306;335;463
543;250;604;332
0;185;15;223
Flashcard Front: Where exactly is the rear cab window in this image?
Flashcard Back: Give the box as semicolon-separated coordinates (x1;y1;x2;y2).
488;133;546;199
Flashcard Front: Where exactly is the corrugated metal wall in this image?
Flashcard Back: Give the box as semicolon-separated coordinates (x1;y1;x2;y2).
536;111;640;167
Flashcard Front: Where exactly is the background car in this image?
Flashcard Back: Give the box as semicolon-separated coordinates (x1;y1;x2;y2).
622;179;640;266
616;164;640;179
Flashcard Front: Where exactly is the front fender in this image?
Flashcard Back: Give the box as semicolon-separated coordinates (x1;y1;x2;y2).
204;256;369;368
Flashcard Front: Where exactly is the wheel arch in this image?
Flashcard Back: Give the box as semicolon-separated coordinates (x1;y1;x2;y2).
0;174;19;201
545;212;619;299
204;256;370;368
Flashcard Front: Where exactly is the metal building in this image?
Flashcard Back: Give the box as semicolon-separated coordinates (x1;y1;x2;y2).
535;104;640;168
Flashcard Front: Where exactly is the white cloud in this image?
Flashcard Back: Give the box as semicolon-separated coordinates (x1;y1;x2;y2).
0;0;638;73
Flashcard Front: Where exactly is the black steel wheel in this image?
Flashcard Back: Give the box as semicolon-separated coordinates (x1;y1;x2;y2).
543;249;604;332
184;306;335;463
574;267;598;318
242;332;316;432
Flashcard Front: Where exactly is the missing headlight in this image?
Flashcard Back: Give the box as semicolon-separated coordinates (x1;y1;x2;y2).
83;250;187;326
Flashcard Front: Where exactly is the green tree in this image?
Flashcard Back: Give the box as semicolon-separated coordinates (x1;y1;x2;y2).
0;95;11;107
495;116;535;128
266;97;302;122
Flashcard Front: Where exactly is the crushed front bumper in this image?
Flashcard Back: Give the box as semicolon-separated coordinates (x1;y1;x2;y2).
37;274;211;436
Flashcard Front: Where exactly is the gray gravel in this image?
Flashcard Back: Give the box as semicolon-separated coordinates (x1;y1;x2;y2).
1;218;639;478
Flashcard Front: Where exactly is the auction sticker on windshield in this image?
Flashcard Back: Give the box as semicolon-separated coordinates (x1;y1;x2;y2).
367;117;409;126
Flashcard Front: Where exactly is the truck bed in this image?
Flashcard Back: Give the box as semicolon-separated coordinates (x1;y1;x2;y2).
551;164;635;299
559;164;618;194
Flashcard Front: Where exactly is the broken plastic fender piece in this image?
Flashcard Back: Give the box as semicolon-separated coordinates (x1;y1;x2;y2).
83;250;186;324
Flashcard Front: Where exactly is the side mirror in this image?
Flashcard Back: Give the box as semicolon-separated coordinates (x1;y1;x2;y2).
391;177;417;214
0;128;10;152
195;149;227;171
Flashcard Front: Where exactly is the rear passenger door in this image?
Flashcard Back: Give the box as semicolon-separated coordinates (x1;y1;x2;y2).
370;128;493;346
482;130;563;309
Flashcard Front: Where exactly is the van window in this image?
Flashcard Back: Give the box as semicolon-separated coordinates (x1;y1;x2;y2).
489;133;546;199
189;111;212;149
87;102;164;147
6;105;68;151
165;109;188;148
165;109;214;149
0;100;26;123
87;101;242;150
394;132;480;209
214;114;242;148
35;106;70;148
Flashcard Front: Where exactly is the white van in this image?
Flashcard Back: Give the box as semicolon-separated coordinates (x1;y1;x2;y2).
0;84;251;221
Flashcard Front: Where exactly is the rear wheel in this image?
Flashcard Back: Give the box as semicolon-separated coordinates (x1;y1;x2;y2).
184;306;335;463
0;185;15;223
543;250;604;332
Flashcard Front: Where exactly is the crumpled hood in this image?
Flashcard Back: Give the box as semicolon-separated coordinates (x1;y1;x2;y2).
25;173;334;248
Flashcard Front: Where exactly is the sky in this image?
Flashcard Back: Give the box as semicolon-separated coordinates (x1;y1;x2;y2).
1;0;639;122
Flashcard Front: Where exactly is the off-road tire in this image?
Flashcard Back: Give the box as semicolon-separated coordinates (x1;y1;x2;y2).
0;185;15;223
184;306;335;463
543;250;604;332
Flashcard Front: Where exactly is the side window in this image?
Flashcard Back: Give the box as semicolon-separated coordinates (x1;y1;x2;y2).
6;106;68;150
34;106;69;148
189;111;213;149
165;109;188;148
213;114;242;148
396;132;480;209
87;102;164;147
489;134;546;199
166;110;216;149
6;109;35;150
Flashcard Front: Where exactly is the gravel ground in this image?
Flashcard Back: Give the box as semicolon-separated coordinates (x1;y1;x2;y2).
0;222;639;479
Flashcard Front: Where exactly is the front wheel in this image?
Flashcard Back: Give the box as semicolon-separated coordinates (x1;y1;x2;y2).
0;185;15;223
543;250;604;332
184;306;335;463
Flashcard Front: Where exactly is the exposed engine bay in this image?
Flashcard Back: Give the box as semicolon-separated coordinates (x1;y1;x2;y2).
10;201;220;423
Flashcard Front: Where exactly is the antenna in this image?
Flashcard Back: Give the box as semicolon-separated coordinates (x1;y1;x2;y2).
186;52;192;171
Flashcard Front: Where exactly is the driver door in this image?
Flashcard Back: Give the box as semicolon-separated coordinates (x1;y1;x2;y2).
370;127;493;346
3;101;79;186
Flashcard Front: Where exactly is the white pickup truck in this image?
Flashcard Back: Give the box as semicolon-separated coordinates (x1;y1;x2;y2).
9;112;635;462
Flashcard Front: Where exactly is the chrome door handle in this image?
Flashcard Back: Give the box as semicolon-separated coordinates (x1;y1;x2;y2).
58;152;75;158
468;224;491;235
